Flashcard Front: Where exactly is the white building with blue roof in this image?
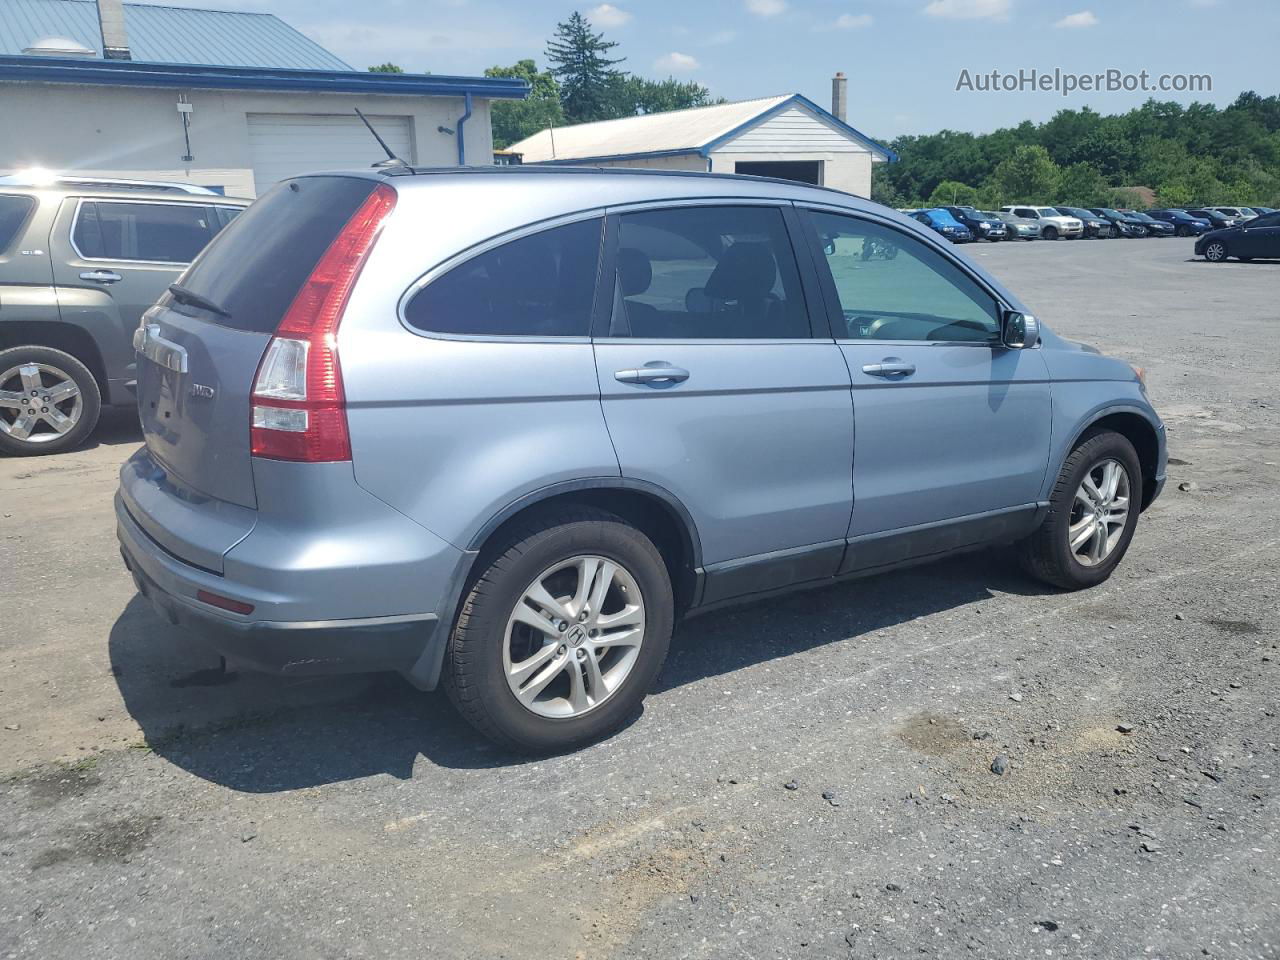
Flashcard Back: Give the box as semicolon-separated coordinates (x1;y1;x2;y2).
0;0;529;196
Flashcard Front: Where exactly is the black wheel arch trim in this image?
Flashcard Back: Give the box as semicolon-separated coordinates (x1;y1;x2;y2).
404;477;705;692
464;476;704;569
1060;404;1165;510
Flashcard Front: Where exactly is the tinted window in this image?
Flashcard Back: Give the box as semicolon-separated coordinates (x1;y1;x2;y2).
73;201;215;263
607;206;809;339
215;205;243;229
405;218;601;338
175;177;375;333
1250;211;1280;228
808;211;1000;343
0;194;35;252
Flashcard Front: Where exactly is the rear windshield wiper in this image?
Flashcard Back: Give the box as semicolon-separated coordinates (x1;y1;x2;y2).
168;283;231;319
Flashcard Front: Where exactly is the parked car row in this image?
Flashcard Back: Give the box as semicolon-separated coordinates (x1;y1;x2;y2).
898;202;1277;244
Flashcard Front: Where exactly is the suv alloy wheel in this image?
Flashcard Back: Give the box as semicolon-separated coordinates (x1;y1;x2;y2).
444;507;675;753
0;346;102;456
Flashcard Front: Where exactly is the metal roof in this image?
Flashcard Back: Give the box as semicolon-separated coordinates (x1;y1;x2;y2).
0;53;530;98
509;94;897;165
0;0;352;70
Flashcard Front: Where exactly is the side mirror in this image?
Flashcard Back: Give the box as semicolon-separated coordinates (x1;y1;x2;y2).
1001;310;1039;349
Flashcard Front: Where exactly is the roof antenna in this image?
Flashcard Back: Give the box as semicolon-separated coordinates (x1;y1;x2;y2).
355;108;408;169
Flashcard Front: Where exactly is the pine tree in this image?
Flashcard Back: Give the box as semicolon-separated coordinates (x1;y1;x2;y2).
545;12;625;124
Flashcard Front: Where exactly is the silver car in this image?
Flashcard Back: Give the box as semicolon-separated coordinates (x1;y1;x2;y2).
993;210;1040;240
117;169;1166;752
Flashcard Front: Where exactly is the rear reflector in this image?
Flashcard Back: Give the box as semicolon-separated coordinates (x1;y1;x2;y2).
196;590;255;616
250;183;397;462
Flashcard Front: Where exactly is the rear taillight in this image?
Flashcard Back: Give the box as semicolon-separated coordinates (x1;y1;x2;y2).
250;183;396;462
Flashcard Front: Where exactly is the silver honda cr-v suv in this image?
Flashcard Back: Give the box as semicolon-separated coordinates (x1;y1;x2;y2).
117;168;1166;752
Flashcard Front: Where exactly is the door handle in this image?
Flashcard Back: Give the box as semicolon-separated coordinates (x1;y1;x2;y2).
80;270;122;284
862;359;916;378
614;363;690;385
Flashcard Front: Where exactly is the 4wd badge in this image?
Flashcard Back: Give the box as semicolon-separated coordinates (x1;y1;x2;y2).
188;383;216;400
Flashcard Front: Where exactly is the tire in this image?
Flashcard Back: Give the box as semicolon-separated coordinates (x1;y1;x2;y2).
1041;226;1058;241
1018;430;1143;591
1203;240;1229;263
0;346;101;456
444;506;674;753
1175;225;1191;238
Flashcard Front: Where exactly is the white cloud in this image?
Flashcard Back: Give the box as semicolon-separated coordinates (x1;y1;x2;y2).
1053;9;1098;27
654;51;700;73
588;4;632;29
746;0;787;17
922;0;1011;20
835;13;873;28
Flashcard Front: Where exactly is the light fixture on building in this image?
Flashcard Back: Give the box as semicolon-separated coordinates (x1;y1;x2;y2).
177;97;194;162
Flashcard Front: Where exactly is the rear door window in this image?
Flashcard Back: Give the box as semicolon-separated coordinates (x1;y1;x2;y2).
73;201;216;263
0;194;36;253
173;176;376;333
606;205;809;339
404;218;602;338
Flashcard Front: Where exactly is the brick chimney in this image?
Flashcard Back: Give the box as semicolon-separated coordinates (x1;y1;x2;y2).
831;71;848;122
96;0;131;60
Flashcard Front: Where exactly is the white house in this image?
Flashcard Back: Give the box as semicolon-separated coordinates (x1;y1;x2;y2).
0;0;529;197
508;75;896;197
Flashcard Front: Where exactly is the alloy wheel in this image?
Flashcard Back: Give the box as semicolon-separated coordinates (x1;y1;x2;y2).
1204;241;1227;262
503;555;646;719
0;363;83;444
1068;459;1131;567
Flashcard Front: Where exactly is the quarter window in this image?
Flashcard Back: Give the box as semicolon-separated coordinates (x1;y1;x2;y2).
404;218;602;337
0;195;36;253
807;210;1001;343
607;205;809;339
73;201;217;263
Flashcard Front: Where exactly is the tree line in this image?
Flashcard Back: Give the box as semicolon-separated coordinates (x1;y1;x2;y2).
873;93;1280;210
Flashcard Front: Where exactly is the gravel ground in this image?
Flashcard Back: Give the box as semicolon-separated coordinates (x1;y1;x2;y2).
2;236;1277;960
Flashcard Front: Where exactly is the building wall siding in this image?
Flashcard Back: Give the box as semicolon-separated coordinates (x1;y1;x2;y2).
718;105;872;155
709;150;873;198
0;83;493;197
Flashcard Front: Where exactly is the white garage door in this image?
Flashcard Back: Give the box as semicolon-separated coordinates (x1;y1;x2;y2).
246;114;414;195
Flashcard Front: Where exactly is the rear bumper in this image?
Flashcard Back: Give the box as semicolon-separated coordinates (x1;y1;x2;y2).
117;501;438;676
116;501;437;675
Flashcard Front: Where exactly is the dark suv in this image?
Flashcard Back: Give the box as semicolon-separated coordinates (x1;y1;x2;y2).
941;206;1008;241
0;183;247;455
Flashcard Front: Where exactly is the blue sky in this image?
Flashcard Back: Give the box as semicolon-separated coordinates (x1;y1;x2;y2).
163;0;1276;138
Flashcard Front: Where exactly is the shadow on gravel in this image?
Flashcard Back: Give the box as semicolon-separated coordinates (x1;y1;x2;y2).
109;549;1052;792
0;407;140;459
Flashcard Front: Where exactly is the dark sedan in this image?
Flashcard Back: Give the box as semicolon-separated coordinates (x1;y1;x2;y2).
1089;207;1148;237
1120;211;1176;237
1055;206;1112;238
1145;209;1213;237
1195;209;1280;262
1184;208;1240;230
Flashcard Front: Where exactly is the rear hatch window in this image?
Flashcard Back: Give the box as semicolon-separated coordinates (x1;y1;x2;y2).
133;176;376;515
173;176;377;332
